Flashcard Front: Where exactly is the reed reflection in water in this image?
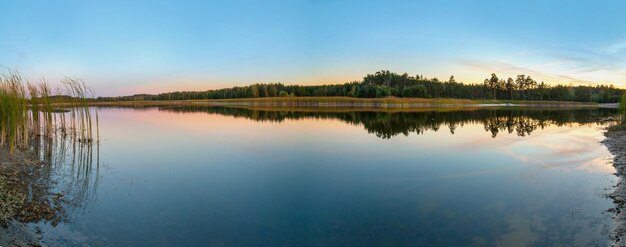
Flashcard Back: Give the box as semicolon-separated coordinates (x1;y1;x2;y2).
0;108;100;230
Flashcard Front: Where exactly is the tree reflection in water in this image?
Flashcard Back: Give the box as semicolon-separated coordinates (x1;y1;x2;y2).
159;106;616;139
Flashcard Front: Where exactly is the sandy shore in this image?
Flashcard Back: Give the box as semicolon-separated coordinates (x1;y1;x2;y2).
603;129;626;245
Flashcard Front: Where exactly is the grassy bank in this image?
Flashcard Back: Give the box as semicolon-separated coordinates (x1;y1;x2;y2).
91;96;603;108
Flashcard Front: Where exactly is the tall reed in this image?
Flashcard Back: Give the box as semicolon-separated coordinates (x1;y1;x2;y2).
0;72;28;152
59;77;95;143
0;71;101;225
0;71;98;153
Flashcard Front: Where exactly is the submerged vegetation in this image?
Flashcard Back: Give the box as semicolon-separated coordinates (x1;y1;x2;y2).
98;70;624;103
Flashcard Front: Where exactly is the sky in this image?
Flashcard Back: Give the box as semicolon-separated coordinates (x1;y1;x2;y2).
2;0;626;96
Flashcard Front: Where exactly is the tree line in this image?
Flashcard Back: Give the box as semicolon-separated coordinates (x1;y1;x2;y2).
97;70;624;103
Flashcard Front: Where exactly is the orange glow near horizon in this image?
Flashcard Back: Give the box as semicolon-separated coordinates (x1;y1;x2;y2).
108;72;626;97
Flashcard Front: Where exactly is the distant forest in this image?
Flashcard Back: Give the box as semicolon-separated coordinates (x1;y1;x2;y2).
97;71;625;103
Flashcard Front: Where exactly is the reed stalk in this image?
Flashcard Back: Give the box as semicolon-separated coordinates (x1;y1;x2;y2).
0;71;98;153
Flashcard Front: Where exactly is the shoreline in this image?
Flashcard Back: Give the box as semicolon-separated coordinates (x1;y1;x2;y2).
0;148;58;247
602;129;626;245
87;97;616;109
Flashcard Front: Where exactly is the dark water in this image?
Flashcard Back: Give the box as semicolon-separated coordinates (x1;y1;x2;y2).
6;106;620;246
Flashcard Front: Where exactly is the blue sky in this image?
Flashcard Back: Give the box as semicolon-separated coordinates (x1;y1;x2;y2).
2;0;626;96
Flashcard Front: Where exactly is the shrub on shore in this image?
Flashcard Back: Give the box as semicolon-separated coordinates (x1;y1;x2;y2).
608;93;626;132
618;93;626;119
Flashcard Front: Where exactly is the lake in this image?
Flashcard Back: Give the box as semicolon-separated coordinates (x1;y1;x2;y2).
3;106;619;246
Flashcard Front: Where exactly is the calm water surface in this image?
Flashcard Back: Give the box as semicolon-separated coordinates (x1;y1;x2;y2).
14;107;619;246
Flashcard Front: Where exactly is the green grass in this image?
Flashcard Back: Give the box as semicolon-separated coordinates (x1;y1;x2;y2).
91;96;601;107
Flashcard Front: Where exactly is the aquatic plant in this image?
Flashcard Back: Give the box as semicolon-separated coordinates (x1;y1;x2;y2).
0;71;98;153
0;72;28;152
0;70;100;226
59;77;96;143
